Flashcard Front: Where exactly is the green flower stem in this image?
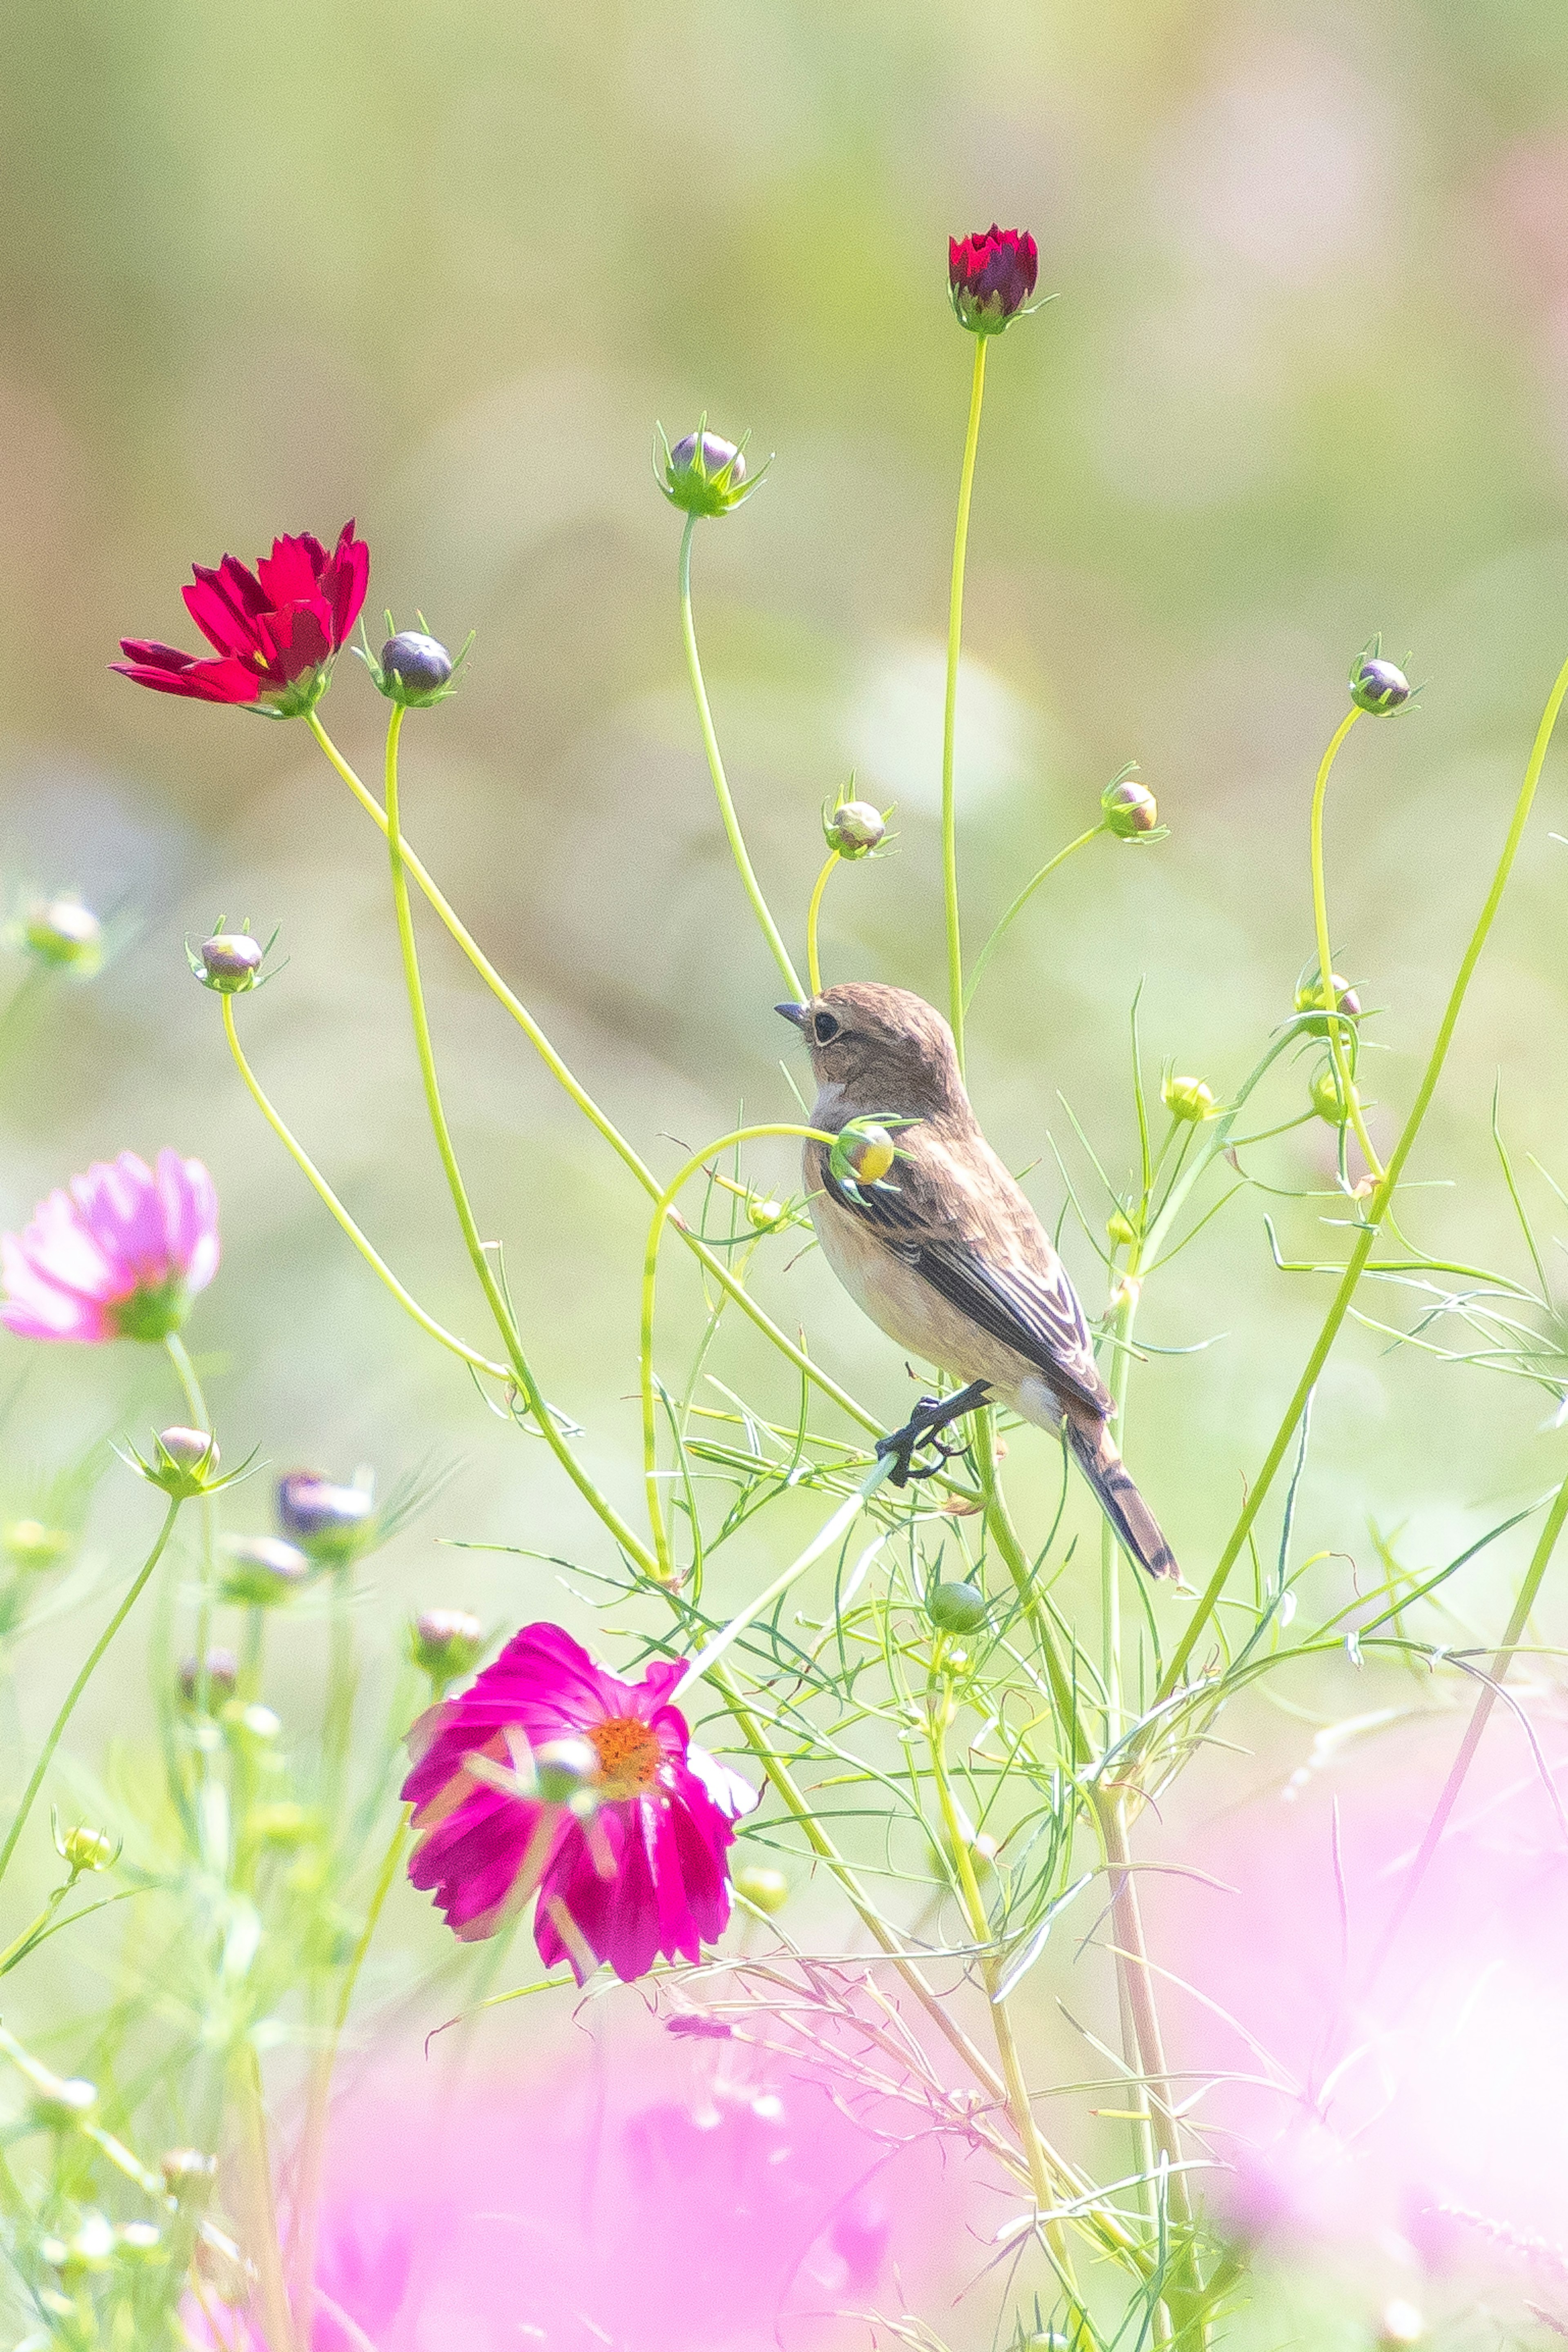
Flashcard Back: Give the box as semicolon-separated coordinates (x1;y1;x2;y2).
0;1497;182;1892
641;1122;835;1576
1370;1466;1568;1982
672;1452;896;1695
292;1810;410;2321
305;713;880;1441
943;332;989;1074
166;1331;218;1712
0;964;49;1059
678;513;804;1000
964;824;1105;1011
1308;707;1384;1181
1161;643;1568;1700
381;707;658;1578
220;996;508;1384
0;1876;79;1976
236;2040;298;2352
805;852;839;999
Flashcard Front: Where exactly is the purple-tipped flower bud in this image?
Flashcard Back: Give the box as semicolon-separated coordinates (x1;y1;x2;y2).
197;933;264;993
1294;970;1362;1038
824;800;886;859
410;1608;485;1688
221;1535;312;1607
142;1426;220;1500
160;2147;217;2205
378;630;456;710
660;428;756;519
1163;1073;1216;1124
23;898;102;973
928;1581;989;1635
1350;653;1412;714
533;1734;601;1810
732;1864;789;1914
276;1471;374;1564
1102;776;1158;837
179;1648;238;1706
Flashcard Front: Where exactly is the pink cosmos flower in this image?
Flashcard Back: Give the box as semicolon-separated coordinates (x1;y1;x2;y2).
114;522;369;717
403;1623;758;1982
1;1150;218;1343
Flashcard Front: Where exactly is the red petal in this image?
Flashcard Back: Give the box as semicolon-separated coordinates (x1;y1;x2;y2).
113;651;262;703
256;532;329;611
183;558;268;657
256;599;332;682
322;524;370;648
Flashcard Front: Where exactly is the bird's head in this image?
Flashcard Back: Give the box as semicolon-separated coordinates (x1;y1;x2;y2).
776;983;968;1120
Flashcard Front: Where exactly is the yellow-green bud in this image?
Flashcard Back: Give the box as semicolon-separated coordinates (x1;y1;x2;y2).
30;2074;98;2131
842;1124;895;1184
160;2147;218;2204
746;1196;785;1232
824;800;886;858
2;1518;71;1573
55;2212;116;2274
1310;1067;1357;1125
249;1802;316;1847
117;2221;163;2263
733;1864;789;1914
1163;1074;1216;1123
927;1581;989;1635
1107;1209;1137;1248
23;898;102;973
533;1735;601;1809
54;1820;118;1875
1294;970;1361;1040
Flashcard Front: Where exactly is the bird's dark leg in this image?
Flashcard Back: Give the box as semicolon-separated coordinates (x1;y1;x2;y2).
875;1380;992;1487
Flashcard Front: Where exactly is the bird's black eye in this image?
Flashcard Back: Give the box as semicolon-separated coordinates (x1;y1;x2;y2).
813;1011;840;1045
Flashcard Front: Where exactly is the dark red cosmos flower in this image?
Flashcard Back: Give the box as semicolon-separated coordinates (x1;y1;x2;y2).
115;522;369;717
948;224;1038;333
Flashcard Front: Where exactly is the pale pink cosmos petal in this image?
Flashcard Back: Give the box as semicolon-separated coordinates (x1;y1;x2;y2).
2;1149;220;1345
16;1191;123;1303
71;1153;168;1285
154;1150;220;1292
0;1236;113;1340
685;1742;761;1821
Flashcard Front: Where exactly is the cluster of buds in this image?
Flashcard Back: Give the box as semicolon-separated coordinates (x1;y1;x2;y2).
1163;1072;1217;1124
17;897;102;975
360;617;470;710
822;797;889;860
657;424;762;519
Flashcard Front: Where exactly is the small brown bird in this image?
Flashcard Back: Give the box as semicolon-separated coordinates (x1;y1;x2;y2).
778;981;1177;1581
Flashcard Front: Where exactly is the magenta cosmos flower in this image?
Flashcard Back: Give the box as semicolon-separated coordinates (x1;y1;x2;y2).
948;223;1038;332
403;1623;758;1983
1;1151;218;1343
114;522;369;717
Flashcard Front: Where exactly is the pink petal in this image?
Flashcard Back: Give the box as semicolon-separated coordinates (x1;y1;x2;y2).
72;1154;169;1287
183;563;267;659
0;1236;112;1341
256;532;329;611
684;1743;760;1822
154;1151;219;1291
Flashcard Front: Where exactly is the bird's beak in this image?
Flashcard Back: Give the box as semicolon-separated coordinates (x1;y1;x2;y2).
775;1002;808;1029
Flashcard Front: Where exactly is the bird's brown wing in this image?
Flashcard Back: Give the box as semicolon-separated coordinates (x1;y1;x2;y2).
809;1125;1112;1420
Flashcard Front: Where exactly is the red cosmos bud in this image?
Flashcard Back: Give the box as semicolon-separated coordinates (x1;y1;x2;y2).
948;225;1039;334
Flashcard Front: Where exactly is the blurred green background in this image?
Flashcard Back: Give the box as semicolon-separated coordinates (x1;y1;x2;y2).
2;0;1567;2131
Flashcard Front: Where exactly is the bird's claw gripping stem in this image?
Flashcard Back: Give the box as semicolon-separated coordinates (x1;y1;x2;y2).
875;1381;991;1488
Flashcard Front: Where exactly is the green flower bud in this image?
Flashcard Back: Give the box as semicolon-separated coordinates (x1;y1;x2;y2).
221;1535;312;1606
141;1426;220;1500
831;1121;897;1187
179;1648;238;1706
410;1608;485;1688
1310;1066;1357;1125
732;1864;789;1914
1101;777;1158;837
1163;1074;1216;1123
196;934;264;993
160;2147;217;2205
659;426;761;519
276;1471;376;1566
22;898;102;973
1294;970;1361;1038
2;1518;71;1573
223;1701;281;1746
927;1581;989;1635
116;2221;164;2264
1107;1209;1137;1248
746;1195;785;1232
824;800;886;859
1350;652;1411;714
53;1819;119;1875
248;1801;317;1847
30;2074;98;2132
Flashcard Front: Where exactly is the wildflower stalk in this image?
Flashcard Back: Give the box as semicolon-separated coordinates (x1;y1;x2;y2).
1162;641;1568;1697
1370;1466;1568;1978
380;706;659;1577
677;512;804;999
0;1497;182;1890
641;1121;834;1575
965;824;1105;1011
219;998;510;1382
166;1331;219;1714
942;332;988;1074
1308;707;1383;1181
305;713;880;1438
805;851;839;998
235;2041;297;2352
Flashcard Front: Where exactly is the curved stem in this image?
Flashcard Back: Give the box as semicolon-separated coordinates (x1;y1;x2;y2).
165;1330;218;1704
381;706;659;1577
305;713;879;1439
1162;647;1568;1697
965;825;1105;1011
942;334;988;1074
0;1498;182;1891
805;853;839;999
220;996;508;1383
678;514;803;998
641;1121;834;1575
1308;708;1383;1180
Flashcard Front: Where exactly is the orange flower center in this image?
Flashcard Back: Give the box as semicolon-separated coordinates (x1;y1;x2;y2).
588;1715;662;1800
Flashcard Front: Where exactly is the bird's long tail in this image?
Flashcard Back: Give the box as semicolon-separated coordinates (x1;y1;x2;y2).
1065;1415;1179;1582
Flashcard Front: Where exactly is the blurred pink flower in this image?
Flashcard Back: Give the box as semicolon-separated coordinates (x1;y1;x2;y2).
403;1623;757;1981
1;1149;218;1343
